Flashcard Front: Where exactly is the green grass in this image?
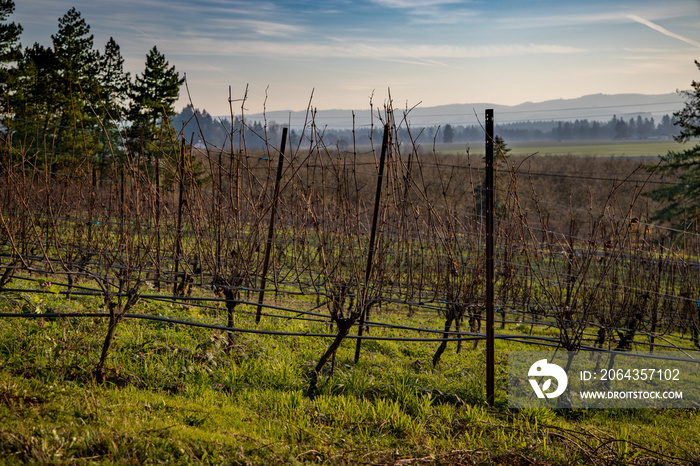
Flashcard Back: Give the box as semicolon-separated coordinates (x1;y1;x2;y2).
507;140;683;158
434;139;685;158
0;289;698;464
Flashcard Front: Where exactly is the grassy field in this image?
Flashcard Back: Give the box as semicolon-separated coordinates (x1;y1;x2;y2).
433;139;684;158
0;287;698;465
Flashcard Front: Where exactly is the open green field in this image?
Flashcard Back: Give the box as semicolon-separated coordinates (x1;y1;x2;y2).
507;140;683;158
0;287;698;465
434;139;686;158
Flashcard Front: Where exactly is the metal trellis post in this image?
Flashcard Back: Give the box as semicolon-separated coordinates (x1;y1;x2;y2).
485;109;495;407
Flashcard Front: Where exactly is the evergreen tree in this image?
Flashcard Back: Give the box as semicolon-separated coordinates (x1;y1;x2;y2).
642;117;654;139
94;37;131;176
0;0;22;113
614;117;628;139
674;65;700;144
50;8;101;170
172;104;228;148
442;123;455;144
10;43;61;169
128;46;184;184
97;37;131;119
627;117;637;139
52;8;96;86
130;46;183;128
657;114;677;138
647;61;700;225
0;0;21;172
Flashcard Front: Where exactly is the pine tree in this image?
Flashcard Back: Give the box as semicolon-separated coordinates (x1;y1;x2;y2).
0;0;22;109
657;114;676;138
0;0;21;170
52;8;96;86
128;46;185;184
442;124;455;144
10;43;61;169
130;46;183;129
674;64;700;144
172;104;228;148
614;118;628;140
647;61;700;225
94;37;131;176
50;8;101;171
97;37;131;119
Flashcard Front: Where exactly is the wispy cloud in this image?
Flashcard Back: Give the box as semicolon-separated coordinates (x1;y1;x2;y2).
370;0;462;8
497;11;628;30
496;4;694;31
171;39;584;60
128;25;160;44
367;0;478;25
406;8;480;25
210;19;305;38
628;15;700;48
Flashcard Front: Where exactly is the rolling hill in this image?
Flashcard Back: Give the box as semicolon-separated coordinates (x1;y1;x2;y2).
244;92;685;130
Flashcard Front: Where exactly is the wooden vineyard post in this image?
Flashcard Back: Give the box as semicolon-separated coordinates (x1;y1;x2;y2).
485;109;495;407
173;137;186;296
155;155;162;290
256;127;288;323
354;123;389;363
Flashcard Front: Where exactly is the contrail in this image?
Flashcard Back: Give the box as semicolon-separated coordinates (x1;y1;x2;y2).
628;14;700;48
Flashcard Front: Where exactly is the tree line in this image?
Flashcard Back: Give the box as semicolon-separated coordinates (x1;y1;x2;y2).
170;107;681;150
0;2;184;181
172;105;291;152
442;114;678;143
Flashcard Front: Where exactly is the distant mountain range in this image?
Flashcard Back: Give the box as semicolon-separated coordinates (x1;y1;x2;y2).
244;93;685;130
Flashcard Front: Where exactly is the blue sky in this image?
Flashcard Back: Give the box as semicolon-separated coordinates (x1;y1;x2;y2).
11;0;700;115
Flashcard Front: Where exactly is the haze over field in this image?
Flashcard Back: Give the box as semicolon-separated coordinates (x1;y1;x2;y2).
243;92;686;129
14;0;700;116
